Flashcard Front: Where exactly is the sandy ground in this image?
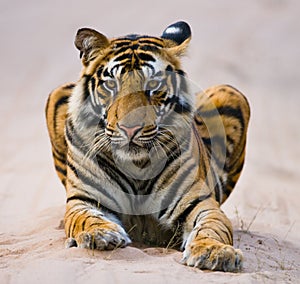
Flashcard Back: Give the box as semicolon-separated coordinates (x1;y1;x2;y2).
1;0;300;283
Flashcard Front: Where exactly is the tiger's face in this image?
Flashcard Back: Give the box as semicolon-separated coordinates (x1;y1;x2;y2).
70;22;193;163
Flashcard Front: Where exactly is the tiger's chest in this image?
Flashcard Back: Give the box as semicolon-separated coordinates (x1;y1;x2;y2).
120;214;182;248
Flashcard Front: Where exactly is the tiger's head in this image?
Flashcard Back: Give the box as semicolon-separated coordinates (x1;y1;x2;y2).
69;21;193;166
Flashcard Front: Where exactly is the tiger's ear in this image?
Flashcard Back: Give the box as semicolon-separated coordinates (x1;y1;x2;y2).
161;21;191;57
75;28;110;66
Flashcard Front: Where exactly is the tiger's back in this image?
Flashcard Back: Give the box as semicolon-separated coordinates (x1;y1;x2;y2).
45;21;250;272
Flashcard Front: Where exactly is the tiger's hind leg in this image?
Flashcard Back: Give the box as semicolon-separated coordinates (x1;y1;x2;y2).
194;85;250;204
45;84;75;186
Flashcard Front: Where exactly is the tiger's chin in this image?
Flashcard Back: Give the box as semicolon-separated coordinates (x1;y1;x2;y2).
111;141;167;181
111;140;148;160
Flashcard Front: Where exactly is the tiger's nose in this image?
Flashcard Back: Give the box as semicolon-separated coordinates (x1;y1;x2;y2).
118;123;143;140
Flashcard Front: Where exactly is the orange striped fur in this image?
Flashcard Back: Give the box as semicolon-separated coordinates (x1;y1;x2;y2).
45;22;250;272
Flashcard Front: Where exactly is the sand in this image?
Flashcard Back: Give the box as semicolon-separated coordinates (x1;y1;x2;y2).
1;0;299;283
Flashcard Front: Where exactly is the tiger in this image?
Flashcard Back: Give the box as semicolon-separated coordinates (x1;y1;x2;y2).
45;21;250;272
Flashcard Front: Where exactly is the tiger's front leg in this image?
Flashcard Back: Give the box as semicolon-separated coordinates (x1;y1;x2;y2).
64;199;131;250
181;198;243;272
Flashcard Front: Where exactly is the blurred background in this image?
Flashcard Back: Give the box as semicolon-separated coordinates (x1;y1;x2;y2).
1;0;299;242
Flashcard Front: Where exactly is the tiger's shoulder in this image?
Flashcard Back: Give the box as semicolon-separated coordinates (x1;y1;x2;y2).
45;83;76;185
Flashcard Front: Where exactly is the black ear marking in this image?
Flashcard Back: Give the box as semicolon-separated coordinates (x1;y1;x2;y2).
161;21;191;45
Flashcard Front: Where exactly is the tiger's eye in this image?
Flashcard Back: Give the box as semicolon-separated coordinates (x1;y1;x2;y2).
104;80;117;90
147;79;161;90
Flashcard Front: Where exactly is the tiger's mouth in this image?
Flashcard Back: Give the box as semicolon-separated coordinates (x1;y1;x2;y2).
110;134;156;159
113;141;151;159
108;124;167;164
104;122;176;179
106;123;158;147
109;133;169;180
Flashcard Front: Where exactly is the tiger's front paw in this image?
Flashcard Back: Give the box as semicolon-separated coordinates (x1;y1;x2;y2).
66;223;131;250
181;239;243;272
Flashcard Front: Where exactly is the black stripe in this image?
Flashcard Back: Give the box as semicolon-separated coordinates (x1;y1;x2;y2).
137;52;155;62
163;95;176;106
97;67;104;78
140;45;159;52
69;164;123;212
63;83;76;90
98;79;105;86
110;63;122;75
141;62;155;72
212;162;224;203
82;75;92;101
223;187;232;198
193;209;211;227
173;97;192;114
218;106;245;129
113;46;131;54
67;195;100;208
113;41;132;48
227;157;245;176
202;137;211;148
224;179;235;196
177;69;185;76
214;184;220;204
90;77;96;91
103;68;111;78
194;116;204;126
158;162;198;219
52;94;68;117
199;106;245;130
53;95;69;133
55;165;67;176
65;122;82;149
81;216;103;231
138;39;164;48
144;147;181;195
176;193;212;224
68;208;85;237
133;53;140;69
67;160;79;178
114;53;132;62
52;147;66;165
201;136;226;169
96;154;133;194
146;156;180;195
67;178;99;199
96;89;108;100
65;205;83;219
199;218;232;243
88;223;108;231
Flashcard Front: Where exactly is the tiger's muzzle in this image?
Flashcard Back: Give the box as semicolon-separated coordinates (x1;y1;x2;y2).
105;92;158;146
